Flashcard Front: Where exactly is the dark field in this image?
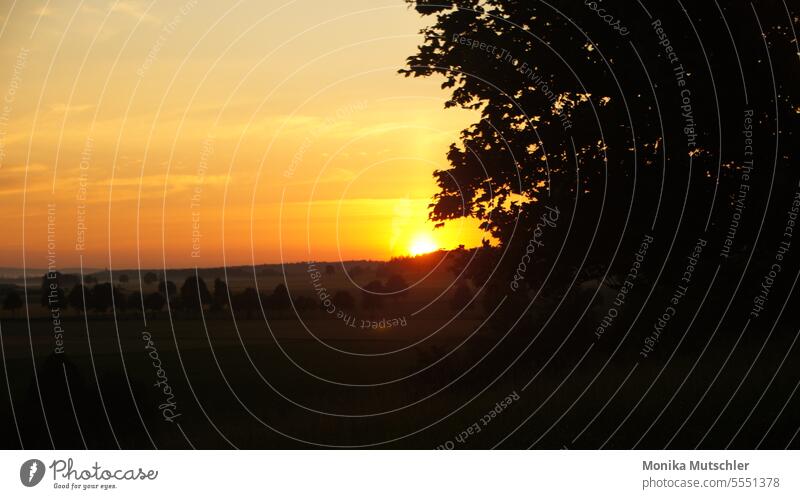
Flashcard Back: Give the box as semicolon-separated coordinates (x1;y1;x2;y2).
3;259;798;450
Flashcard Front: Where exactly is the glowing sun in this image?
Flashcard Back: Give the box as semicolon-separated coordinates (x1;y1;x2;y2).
409;234;438;256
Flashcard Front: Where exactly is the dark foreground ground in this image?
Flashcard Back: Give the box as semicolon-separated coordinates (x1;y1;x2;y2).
2;312;798;450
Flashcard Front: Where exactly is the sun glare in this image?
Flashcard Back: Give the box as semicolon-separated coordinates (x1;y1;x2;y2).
409;234;438;256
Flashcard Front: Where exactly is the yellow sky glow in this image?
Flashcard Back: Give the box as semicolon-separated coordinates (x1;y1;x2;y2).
0;0;485;269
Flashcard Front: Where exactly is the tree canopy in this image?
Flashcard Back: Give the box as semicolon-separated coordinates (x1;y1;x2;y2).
402;0;797;295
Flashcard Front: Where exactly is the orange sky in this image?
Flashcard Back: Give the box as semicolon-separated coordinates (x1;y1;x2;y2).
0;0;484;269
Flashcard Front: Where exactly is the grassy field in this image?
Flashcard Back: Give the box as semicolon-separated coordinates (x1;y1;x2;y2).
2;258;799;449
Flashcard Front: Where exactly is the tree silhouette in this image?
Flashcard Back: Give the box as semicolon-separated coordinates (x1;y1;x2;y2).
60;273;79;289
113;286;128;315
92;283;113;313
233;288;260;319
180;275;211;311
128;291;143;314
374;264;389;279
401;0;797;296
68;284;88;312
42;286;66;311
118;274;130;285
143;272;158;285
39;273;66;310
268;283;291;311
3;290;22;316
385;273;409;300
349;265;364;278
213;278;229;311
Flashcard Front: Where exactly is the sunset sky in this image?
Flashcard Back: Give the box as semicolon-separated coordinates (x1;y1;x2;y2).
0;0;484;269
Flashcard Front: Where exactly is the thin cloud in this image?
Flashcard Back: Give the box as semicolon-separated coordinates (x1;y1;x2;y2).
31;6;54;17
110;1;159;24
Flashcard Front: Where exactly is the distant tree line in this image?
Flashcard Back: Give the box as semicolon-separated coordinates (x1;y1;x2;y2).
0;270;478;320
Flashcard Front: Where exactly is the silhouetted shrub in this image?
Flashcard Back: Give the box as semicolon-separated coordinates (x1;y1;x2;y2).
2;290;22;316
385;273;409;299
